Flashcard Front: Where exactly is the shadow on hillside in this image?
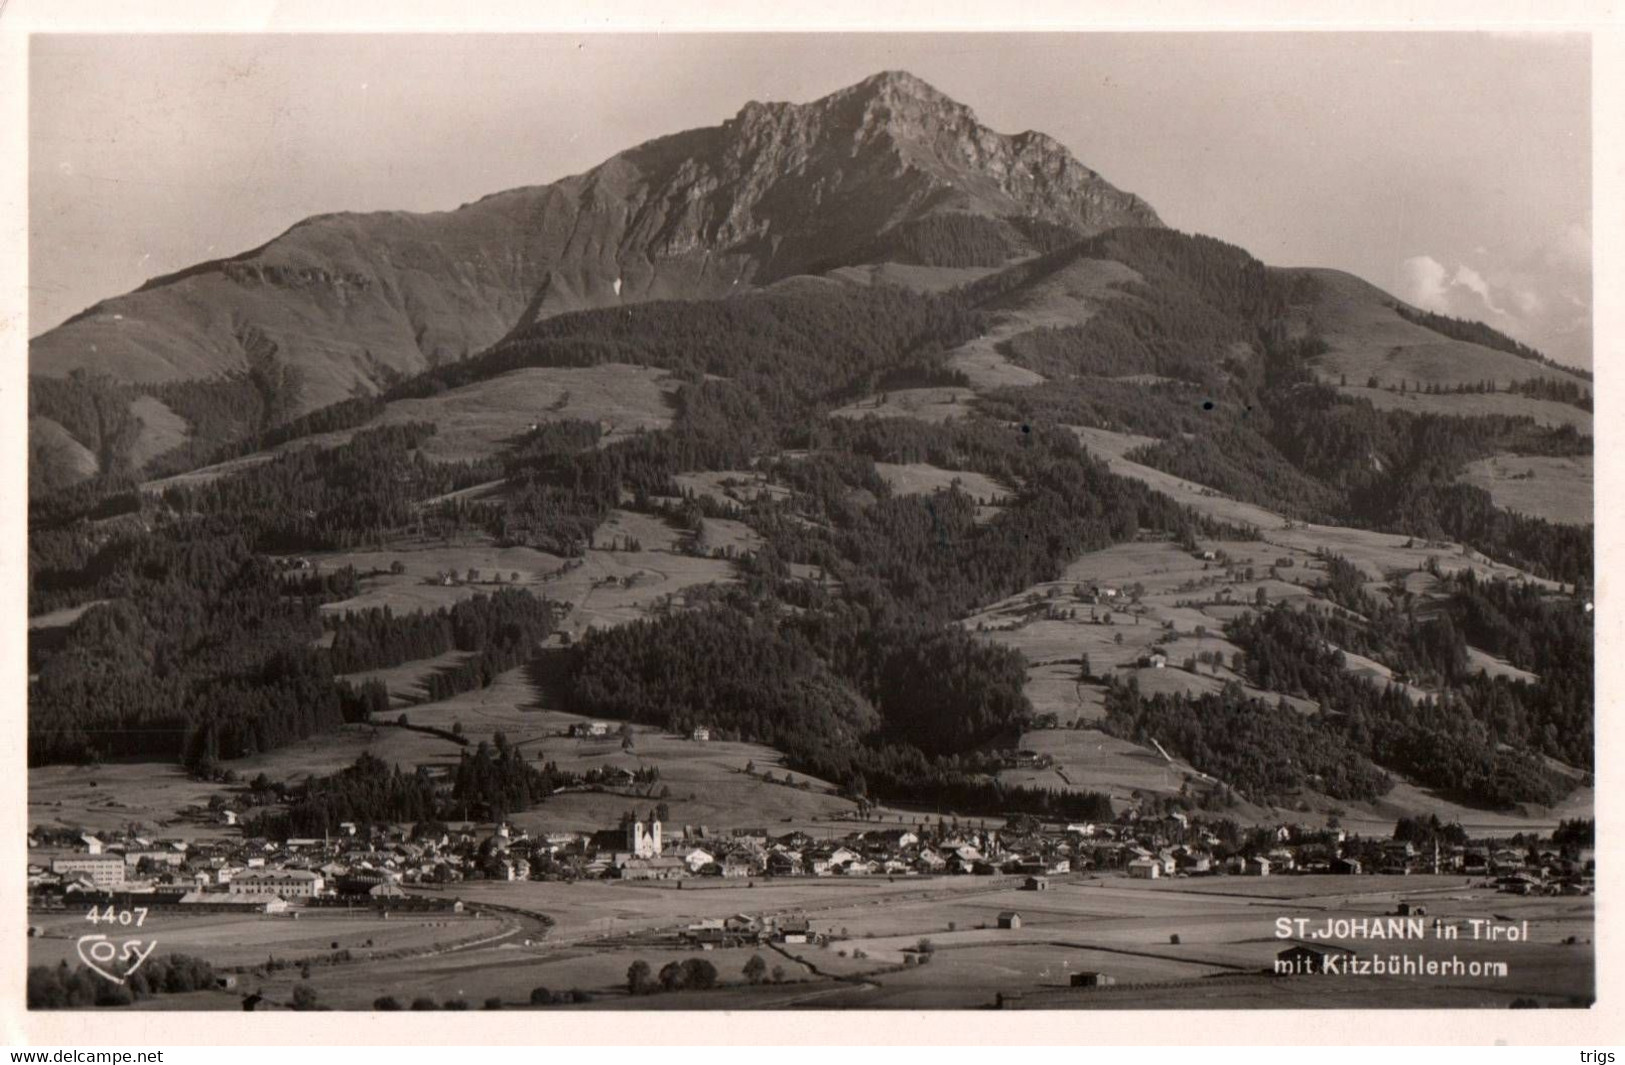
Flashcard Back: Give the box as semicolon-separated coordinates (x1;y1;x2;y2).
523;648;573;713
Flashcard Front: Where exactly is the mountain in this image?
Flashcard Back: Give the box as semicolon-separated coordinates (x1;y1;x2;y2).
29;71;1160;413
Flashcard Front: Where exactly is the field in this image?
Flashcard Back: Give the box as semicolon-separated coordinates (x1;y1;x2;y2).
954;507;1585;831
364;365;681;463
1335;385;1592;434
829;386;974;423
872;462;1011;504
32;865;1592;1011
309;513;737;633
823;262;1002;292
1459;453;1593;527
141;364;683;491
1302;269;1592;393
28;909;511;971
126;396;191;469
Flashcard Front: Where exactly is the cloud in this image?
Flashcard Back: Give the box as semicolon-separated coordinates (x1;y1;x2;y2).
1511;288;1544;317
1398;255;1511;320
1394;250;1590;370
1397;255;1450;312
1448;265;1507;316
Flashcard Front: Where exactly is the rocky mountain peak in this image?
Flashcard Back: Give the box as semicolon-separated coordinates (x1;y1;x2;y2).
30;71;1162;414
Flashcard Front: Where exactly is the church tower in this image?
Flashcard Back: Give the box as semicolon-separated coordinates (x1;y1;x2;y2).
627;816;663;858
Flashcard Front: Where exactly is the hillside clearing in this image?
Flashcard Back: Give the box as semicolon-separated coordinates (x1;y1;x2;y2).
1335;385;1592;434
1459;453;1593;527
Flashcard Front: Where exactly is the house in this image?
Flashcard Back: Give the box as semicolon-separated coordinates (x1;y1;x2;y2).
619;857;686;881
79;834;104;856
1126;858;1161;879
690;726;711;742
913;851;946;875
776;916;812;944
1175;851;1212;875
1275;943;1356;976
826;847;862;867
1329;856;1363;876
997;911;1022;930
1138;653;1168;669
720;853;759;879
681;848;715;874
1071;971;1115;988
1265;848;1297;872
863;829;919;850
1244;857;1272;877
569;721;611;738
723;914;762;936
766;851;803;877
1023;876;1051;892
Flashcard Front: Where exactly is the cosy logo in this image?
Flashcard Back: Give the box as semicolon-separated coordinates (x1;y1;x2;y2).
74;934;158;984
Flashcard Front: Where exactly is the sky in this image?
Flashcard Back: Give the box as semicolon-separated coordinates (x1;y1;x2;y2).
29;32;1592;366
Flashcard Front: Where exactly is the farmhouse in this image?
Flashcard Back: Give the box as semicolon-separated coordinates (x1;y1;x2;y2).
997;911;1022;930
777;916;812;945
1023;876;1051;892
569;721;611;738
1244;857;1272;877
1071;971;1116;988
690;726;711;742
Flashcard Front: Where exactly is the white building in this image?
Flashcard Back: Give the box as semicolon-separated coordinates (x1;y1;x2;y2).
1127;858;1161;879
628;817;663;859
228;870;325;898
51;856;125;888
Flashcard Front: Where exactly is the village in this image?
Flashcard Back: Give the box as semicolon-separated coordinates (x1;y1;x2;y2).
29;764;1595;915
25;714;1598;1013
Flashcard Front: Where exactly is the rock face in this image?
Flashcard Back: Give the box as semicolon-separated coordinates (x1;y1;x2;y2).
30;71;1161;411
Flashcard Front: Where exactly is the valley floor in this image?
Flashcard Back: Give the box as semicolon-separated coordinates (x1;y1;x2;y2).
31;873;1592;1012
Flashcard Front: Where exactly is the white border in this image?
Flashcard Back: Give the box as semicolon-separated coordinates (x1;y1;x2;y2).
2;0;1619;1047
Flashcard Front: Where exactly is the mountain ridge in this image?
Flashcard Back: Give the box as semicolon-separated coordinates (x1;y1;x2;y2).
30;71;1159;412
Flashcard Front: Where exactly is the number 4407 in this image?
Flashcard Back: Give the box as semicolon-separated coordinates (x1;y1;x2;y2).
85;905;147;927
